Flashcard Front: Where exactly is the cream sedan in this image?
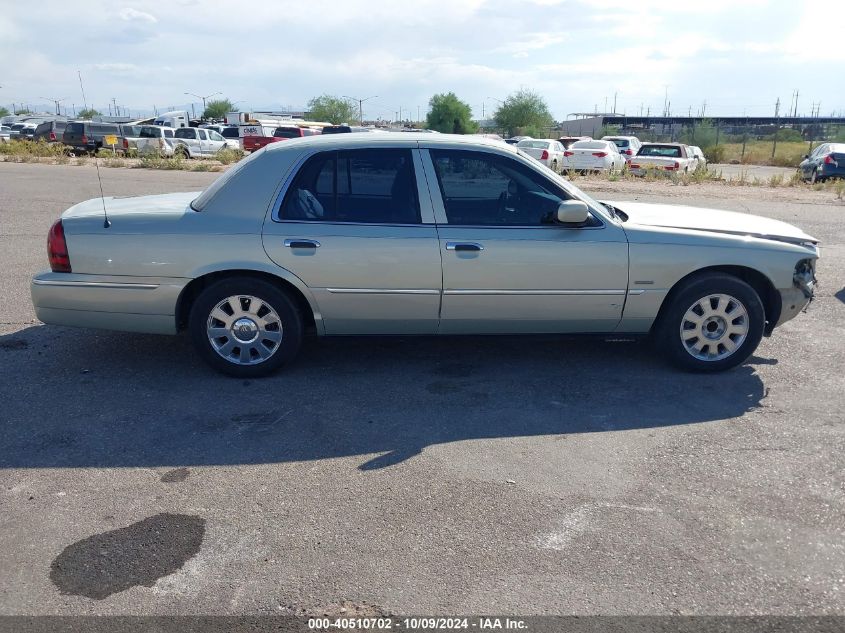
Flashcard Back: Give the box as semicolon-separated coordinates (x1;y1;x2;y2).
32;134;818;376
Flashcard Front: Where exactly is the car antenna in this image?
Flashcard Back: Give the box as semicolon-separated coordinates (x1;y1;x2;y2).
93;155;111;228
79;72;111;228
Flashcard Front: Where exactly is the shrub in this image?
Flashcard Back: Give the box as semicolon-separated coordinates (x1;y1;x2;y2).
215;148;243;165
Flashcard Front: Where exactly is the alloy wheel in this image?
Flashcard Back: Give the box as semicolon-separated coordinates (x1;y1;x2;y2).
206;295;283;365
679;293;749;361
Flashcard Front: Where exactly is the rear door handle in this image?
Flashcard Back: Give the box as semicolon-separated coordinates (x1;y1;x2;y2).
284;239;321;249
445;242;484;252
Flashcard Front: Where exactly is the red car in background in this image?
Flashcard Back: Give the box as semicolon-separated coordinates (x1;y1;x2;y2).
243;125;321;151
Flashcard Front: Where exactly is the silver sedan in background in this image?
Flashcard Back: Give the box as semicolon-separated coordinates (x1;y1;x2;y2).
32;133;817;377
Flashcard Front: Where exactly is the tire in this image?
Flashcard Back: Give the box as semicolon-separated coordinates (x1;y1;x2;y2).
176;146;190;159
551;160;558;173
655;272;765;372
810;169;821;184
189;277;303;377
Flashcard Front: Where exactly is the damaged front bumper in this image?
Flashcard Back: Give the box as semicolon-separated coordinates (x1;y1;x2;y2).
770;259;817;332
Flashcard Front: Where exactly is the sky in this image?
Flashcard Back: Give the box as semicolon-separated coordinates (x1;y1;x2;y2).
1;0;843;122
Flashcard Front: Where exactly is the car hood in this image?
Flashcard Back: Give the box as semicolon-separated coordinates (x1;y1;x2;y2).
61;191;200;219
608;201;818;245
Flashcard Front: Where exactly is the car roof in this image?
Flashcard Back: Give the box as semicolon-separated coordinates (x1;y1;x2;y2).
263;132;517;153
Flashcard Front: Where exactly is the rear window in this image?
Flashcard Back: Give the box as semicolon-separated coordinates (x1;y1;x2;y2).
66;122;84;134
274;127;302;138
35;123;50;133
322;126;351;134
517;140;551;149
572;141;608;149
638;145;682;158
174;128;195;139
221;127;239;138
606;138;629;148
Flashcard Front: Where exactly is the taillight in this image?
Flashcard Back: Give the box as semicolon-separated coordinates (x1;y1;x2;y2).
564;151;574;157
123;138;129;149
665;162;680;170
630;164;640;169
49;131;56;141
623;149;632;155
81;134;88;145
48;219;71;272
824;154;836;165
592;152;607;157
540;149;549;160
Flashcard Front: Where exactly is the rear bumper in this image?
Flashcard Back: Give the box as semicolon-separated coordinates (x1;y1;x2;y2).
31;271;189;335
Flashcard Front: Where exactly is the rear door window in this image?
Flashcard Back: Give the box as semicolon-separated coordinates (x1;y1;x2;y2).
280;149;420;224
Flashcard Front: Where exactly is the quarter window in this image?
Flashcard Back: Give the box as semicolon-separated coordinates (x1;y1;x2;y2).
280;149;420;224
429;149;583;227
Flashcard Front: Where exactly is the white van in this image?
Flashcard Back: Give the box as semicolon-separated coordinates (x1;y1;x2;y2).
153;110;190;129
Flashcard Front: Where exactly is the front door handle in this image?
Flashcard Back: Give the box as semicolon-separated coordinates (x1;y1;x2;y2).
445;242;484;252
284;239;321;249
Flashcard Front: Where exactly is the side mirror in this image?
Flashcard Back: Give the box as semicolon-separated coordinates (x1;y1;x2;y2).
556;200;590;225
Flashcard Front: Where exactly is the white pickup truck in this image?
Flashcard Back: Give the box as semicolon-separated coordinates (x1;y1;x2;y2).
629;143;697;175
172;127;238;158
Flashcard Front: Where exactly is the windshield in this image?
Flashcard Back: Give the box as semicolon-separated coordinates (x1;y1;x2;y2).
638;145;681;157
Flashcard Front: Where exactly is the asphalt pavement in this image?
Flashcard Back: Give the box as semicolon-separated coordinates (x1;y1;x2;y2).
0;162;843;617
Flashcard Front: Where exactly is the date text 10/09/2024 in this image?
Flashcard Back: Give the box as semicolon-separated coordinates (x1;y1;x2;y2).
307;617;529;630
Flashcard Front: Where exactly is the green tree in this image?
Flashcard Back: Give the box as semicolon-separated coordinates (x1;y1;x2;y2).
202;98;234;120
0;106;9;118
77;108;101;119
307;95;357;125
425;92;478;134
493;89;554;137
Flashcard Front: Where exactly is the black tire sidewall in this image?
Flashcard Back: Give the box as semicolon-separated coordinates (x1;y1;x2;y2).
189;277;303;377
658;274;765;372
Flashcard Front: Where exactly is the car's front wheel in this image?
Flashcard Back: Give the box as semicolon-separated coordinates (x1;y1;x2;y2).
189;277;303;377
656;273;765;372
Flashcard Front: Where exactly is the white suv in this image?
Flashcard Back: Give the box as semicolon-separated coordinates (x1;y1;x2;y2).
173;127;237;158
602;136;643;162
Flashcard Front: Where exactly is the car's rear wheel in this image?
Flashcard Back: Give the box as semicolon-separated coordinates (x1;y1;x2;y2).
551;159;558;173
176;146;190;159
189;277;303;377
656;273;765;372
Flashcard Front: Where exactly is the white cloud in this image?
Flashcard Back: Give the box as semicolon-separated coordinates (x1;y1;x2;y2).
119;8;157;23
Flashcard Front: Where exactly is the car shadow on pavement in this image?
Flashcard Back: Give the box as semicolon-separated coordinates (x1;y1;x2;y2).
0;326;769;471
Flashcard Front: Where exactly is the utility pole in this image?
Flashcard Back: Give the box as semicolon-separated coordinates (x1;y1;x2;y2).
663;85;669;117
612;91;617;114
639;103;643;117
342;95;377;125
701;100;706;117
39;96;66;115
772;102;781;159
774;97;780;118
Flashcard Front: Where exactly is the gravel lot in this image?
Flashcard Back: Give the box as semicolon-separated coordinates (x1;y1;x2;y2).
0;162;843;617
